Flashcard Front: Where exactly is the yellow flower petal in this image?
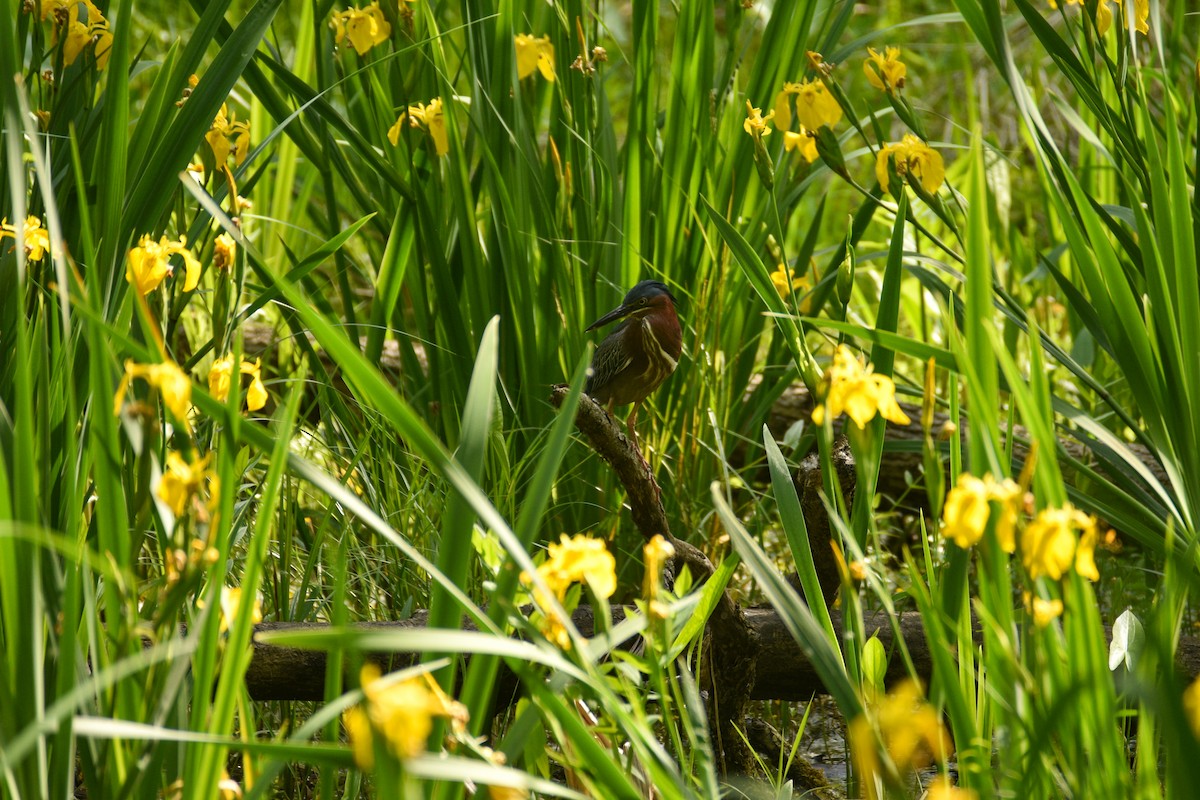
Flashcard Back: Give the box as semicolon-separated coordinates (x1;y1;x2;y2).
62;8;91;66
782;130;818;163
387;114;405;146
209;355;234;403
773;84;798;135
515;34;555;81
152;362;195;425
242;359;268;411
1075;524;1100;581
343;705;374;770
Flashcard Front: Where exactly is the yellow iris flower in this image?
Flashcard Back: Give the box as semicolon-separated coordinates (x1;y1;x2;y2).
521;534;616;648
0;216;52;262
864;46;907;93
1028;594;1064;628
216;585;262;634
126;234;201;295
774;78;842;135
849;679;953;799
811;345;911;430
205;103;251;167
770;263;810;299
941;472;1022;551
213;233;236;272
344;664;469;768
388;98;450;157
926;776;979;800
330;2;392;56
208;355;268;412
1021;503;1101;581
515;34;555;81
113;359;193;431
46;0;112;69
743;100;774;141
876;134;946;196
157;451;213;516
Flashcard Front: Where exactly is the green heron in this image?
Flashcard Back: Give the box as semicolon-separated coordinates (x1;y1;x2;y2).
585;280;682;441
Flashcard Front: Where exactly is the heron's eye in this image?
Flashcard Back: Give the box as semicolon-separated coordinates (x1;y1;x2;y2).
640;298;649;306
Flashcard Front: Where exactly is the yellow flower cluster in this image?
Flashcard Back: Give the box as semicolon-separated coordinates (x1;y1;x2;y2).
344;664;468;768
522;534;616;647
849;679;953;799
774;79;842;133
811;345;911;430
864;46;906;93
158;451;213;516
388;98;450;157
330;2;391;56
515;34;555;81
1049;0;1148;35
208;355;269;412
941;472;1021;551
205;104;251;167
41;0;113;69
125;233;201;296
113;359;193;431
0;216;51;262
876;133;945;196
943;472;1101;583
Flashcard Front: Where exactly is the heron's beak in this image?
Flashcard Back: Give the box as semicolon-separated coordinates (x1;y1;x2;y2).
585;302;633;332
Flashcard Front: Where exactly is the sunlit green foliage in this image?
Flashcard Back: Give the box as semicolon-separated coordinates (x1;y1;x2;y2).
2;0;1199;797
